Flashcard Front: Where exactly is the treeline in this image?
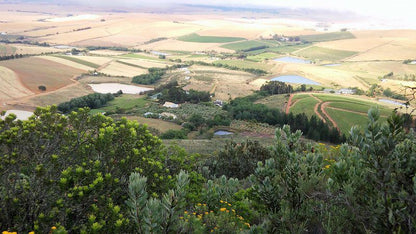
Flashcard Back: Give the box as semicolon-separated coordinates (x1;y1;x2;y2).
0;54;25;61
240;45;269;52
57;93;116;113
132;67;166;85
0;39;49;47
260;81;294;95
224;95;345;143
144;37;168;44
85;46;141;52
185;60;267;75
151;81;211;104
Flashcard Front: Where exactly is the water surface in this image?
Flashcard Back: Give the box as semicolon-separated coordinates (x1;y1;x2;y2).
88;83;153;94
274;56;311;64
378;99;406;106
214;130;234;136
271;75;320;85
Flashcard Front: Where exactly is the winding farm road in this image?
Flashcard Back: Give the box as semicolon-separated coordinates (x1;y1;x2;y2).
320;102;339;130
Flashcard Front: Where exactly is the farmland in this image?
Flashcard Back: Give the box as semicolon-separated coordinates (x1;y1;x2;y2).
0;57;83;93
178;33;245;43
284;93;399;134
293;46;357;61
299;31;356;42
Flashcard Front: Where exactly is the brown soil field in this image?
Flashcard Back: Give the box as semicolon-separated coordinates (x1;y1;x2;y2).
117;59;168;68
99;61;147;77
346;39;416;61
39;55;94;70
0;57;84;93
183;65;259;100
123;116;182;133
0;66;33;101
139;39;233;53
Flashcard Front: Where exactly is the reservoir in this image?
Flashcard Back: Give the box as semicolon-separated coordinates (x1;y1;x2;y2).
271;75;320;85
274;56;311;64
88;83;153;94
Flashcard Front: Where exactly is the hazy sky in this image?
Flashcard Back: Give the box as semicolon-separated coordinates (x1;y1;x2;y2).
68;0;414;21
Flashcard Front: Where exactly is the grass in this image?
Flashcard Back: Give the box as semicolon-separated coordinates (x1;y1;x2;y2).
299;32;355;42
325;108;370;134
0;44;16;56
177;33;245;43
294;46;357;61
221;40;270;51
247;52;279;62
116;60;146;69
290;96;320;118
267;44;311;54
291;93;312;102
255;94;288;110
90;95;148;114
121;53;161;61
54;55;100;69
213;60;272;71
124;116;182;133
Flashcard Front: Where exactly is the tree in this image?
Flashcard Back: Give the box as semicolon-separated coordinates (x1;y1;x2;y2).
38;85;46;91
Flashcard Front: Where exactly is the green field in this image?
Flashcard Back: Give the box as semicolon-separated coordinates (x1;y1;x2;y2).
90;95;148;114
291;94;311;102
54;55;100;69
294;46;357;61
299;32;355;42
255;94;288;110
120;53;162;61
326;108;369;134
221;40;270;51
247;52;279;62
0;44;16;56
177;33;245;43
267;44;311;54
116;60;146;69
213;59;272;70
290;96;320;117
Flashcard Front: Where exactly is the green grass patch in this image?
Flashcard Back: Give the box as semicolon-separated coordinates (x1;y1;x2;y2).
121;53;161;61
213;60;272;71
54;55;100;69
90;95;148;114
177;33;245;43
0;44;16;56
291;93;311;102
255;94;288;110
290;96;320;118
247;52;279;62
267;44;311;54
326;108;369;134
116;60;146;69
299;31;355;42
221;40;269;51
294;46;357;61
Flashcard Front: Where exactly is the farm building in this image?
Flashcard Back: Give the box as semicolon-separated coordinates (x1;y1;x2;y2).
163;102;179;108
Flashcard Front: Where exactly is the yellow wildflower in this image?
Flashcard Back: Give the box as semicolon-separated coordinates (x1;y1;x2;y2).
220;200;224;203
245;223;251;227
29;232;35;234
51;226;57;230
220;207;226;212
325;165;330;169
205;212;209;215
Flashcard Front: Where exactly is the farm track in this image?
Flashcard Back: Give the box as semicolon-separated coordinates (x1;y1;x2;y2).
320;102;339;130
309;94;327;123
96;59;116;72
285;93;294;114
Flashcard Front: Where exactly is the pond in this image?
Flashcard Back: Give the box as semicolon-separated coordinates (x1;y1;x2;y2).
1;110;33;121
151;51;168;56
323;63;341;67
271;75;320;85
378;99;406;106
88;83;153;94
214;130;234;136
274;56;311;64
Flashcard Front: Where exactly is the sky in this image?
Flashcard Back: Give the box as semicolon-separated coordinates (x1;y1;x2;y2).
66;0;414;21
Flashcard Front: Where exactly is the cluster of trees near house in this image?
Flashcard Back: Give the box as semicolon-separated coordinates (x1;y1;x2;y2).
57;92;118;113
1;106;415;233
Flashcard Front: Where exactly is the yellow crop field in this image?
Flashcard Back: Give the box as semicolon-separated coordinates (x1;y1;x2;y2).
140;39;233;52
183;66;259;100
0;57;83;93
99;61;147;77
39;56;93;70
0;66;33;101
117;59;168;68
